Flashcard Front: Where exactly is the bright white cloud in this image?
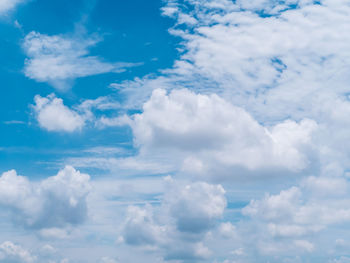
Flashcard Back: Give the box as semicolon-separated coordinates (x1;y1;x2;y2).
129;88;317;177
23;31;139;90
33;94;86;132
0;166;91;229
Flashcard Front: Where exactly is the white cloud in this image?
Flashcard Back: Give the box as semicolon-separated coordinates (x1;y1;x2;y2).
238;175;350;258
0;166;91;229
156;0;350;122
122;205;165;246
4;0;350;262
129;88;317;177
0;241;36;263
122;178;226;261
165;181;226;233
33;94;86;132
115;0;350;168
0;0;25;14
243;176;350;229
23;31;139;90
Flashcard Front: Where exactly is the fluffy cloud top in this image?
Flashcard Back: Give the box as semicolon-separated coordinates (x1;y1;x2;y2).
122;179;226;260
33;94;86;132
237;175;350;258
23;31;139;90
243;176;350;231
165;181;226;233
130;88;317;175
0;166;91;229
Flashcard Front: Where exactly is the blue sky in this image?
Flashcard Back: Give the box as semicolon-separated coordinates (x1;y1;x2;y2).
2;0;350;262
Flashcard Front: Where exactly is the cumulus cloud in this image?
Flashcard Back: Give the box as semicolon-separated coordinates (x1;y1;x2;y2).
23;31;140;90
97;4;350;259
116;0;350;161
0;166;91;229
122;205;165;246
4;0;350;262
101;0;350;186
243;176;350;232
238;175;350;258
165;181;226;233
129;88;316;178
32;94;86;132
122;178;226;261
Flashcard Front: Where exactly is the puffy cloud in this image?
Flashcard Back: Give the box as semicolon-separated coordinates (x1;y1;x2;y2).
165;181;226;233
23;31;139;90
102;0;350;187
117;0;350;162
33;94;86;132
0;241;36;263
0;0;26;14
122;205;165;246
130;88;316;177
0;166;91;230
243;177;350;230
122;179;226;261
239;175;350;258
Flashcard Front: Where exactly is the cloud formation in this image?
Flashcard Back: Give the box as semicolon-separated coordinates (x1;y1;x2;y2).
129;88;317;178
122;178;226;261
23;31;139;91
33;94;86;132
0;166;91;229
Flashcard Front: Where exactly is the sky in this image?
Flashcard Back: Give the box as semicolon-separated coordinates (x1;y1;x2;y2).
1;0;350;262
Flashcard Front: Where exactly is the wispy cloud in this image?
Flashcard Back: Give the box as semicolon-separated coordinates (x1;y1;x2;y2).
23;31;142;91
0;0;26;15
